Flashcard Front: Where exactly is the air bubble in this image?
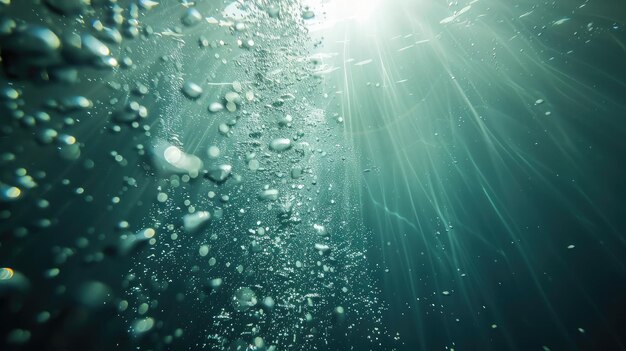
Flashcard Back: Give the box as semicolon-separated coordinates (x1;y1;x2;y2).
181;8;202;26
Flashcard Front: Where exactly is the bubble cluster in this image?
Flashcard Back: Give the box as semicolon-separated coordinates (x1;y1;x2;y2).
0;1;389;350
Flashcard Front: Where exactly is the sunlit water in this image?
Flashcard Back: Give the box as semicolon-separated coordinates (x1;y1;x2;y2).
0;0;625;350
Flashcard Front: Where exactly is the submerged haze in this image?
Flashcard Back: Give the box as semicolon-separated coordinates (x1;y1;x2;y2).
0;0;625;351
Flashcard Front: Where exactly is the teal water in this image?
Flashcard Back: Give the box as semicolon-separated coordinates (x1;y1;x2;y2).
0;1;625;350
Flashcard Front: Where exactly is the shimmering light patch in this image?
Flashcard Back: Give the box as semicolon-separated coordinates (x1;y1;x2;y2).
0;267;15;280
223;1;248;20
305;0;382;33
337;0;381;21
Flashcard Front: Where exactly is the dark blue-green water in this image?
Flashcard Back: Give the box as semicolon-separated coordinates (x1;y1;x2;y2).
0;0;625;350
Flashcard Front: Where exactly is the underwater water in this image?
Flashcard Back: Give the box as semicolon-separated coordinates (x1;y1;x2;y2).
1;0;625;350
